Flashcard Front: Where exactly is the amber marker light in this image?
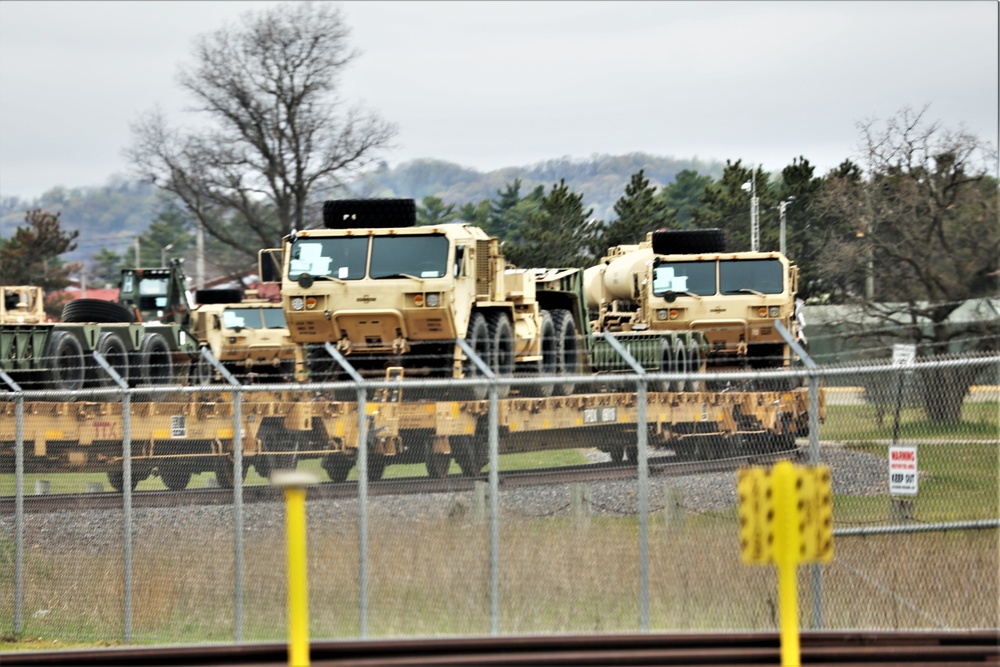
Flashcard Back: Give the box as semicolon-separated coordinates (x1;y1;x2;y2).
413;294;425;306
305;297;317;309
669;309;679;320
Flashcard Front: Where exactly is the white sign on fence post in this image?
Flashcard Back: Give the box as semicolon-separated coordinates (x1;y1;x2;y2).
889;445;918;495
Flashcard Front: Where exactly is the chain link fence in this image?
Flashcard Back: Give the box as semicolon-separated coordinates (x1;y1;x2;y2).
1;347;997;645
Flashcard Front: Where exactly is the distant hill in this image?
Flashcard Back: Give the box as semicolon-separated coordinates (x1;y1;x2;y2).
349;153;725;221
0;153;726;263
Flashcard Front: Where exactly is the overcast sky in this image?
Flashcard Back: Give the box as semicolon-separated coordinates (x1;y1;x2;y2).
0;1;997;202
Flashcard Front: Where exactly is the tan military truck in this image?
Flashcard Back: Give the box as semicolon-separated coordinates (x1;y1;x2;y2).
263;198;582;399
1;285;47;325
584;228;801;389
190;288;302;383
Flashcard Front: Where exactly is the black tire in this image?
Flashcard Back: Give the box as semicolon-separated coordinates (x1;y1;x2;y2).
191;353;214;385
134;332;174;387
672;339;689;392
486;311;514;399
215;458;247;488
653;338;674;393
522;310;556;398
195;288;243;305
651;228;726;255
90;331;130;387
107;470;139;492
61;299;135;323
323;199;416;229
452;436;486;476
550;309;578;396
685;338;703;392
43;331;85;392
321;453;354;483
160;469;192;491
461;312;491;400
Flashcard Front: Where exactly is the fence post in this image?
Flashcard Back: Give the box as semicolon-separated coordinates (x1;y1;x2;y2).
0;370;25;636
599;332;650;633
324;343;370;637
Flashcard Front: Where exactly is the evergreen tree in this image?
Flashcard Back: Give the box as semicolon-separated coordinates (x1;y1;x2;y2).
457;199;491;227
658;169;713;228
416;196;458;225
593;169;674;254
691;160;777;251
0;209;79;292
505;179;598;268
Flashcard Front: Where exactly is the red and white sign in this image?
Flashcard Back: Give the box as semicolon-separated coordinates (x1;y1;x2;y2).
889;446;918;495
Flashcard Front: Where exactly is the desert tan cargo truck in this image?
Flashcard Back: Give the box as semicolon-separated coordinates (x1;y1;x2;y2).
262;198;581;399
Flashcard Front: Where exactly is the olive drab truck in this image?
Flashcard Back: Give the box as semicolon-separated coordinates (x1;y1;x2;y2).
264;198;581;399
0;259;200;394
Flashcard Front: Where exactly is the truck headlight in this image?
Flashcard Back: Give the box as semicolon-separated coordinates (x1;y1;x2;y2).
291;297;305;311
768;306;780;317
426;292;440;307
657;309;668;321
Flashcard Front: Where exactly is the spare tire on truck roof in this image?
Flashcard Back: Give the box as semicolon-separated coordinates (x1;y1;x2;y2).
195;288;244;305
651;228;726;255
322;199;416;229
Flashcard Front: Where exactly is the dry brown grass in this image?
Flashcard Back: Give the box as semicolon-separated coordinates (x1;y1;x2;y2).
2;513;996;646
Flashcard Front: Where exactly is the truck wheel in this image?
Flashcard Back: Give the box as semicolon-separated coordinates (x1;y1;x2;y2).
486;312;514;399
651;228;726;255
452;436;486;476
522;310;556;398
107;470;140;492
215;458;247;488
61;299;135;323
461;312;490;400
551;310;578;396
43;331;85;392
686;338;703;392
653;338;675;393
90;331;130;387
672;339;689;392
135;332;174;387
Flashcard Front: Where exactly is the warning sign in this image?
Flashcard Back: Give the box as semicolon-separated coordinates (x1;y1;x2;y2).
889;446;918;495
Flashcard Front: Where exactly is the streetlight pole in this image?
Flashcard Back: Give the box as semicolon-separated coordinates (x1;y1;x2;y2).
742;166;759;252
779;197;795;257
161;243;175;267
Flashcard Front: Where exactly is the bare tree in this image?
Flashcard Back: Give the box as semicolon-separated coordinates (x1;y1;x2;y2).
126;2;396;261
816;105;999;421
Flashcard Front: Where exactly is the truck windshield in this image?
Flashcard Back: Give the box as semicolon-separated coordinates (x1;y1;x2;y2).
652;261;716;296
288;237;368;281
262;308;287;329
720;259;784;294
222;308;264;330
370;234;448;279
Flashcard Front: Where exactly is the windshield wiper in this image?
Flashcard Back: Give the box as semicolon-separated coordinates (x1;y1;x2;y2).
724;288;765;296
375;273;425;282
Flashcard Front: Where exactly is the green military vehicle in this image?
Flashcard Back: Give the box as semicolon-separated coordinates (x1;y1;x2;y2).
0;260;199;393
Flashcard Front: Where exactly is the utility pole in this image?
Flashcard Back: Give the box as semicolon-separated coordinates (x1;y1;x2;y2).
134;237;140;269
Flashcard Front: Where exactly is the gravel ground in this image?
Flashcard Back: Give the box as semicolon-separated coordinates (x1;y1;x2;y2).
1;446;888;551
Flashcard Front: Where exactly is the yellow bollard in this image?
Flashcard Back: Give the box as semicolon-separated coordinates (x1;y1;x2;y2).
272;470;319;667
772;460;801;667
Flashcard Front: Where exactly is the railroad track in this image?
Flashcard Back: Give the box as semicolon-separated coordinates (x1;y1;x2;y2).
3;631;998;665
0;447;802;514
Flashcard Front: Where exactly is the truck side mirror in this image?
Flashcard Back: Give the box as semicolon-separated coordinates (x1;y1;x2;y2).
455;245;466;277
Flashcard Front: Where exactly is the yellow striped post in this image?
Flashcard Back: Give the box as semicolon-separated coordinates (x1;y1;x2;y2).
272;470;319;667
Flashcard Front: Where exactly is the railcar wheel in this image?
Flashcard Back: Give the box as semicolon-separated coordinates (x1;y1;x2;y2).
461;312;491;400
551;309;578;396
90;331;130;388
425;452;451;479
107;469;146;492
452;436;486;476
214;458;247;488
522;310;556;398
160;470;192;491
321;453;354;483
43;331;86;392
606;445;625;464
366;454;387;481
486;312;514;399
